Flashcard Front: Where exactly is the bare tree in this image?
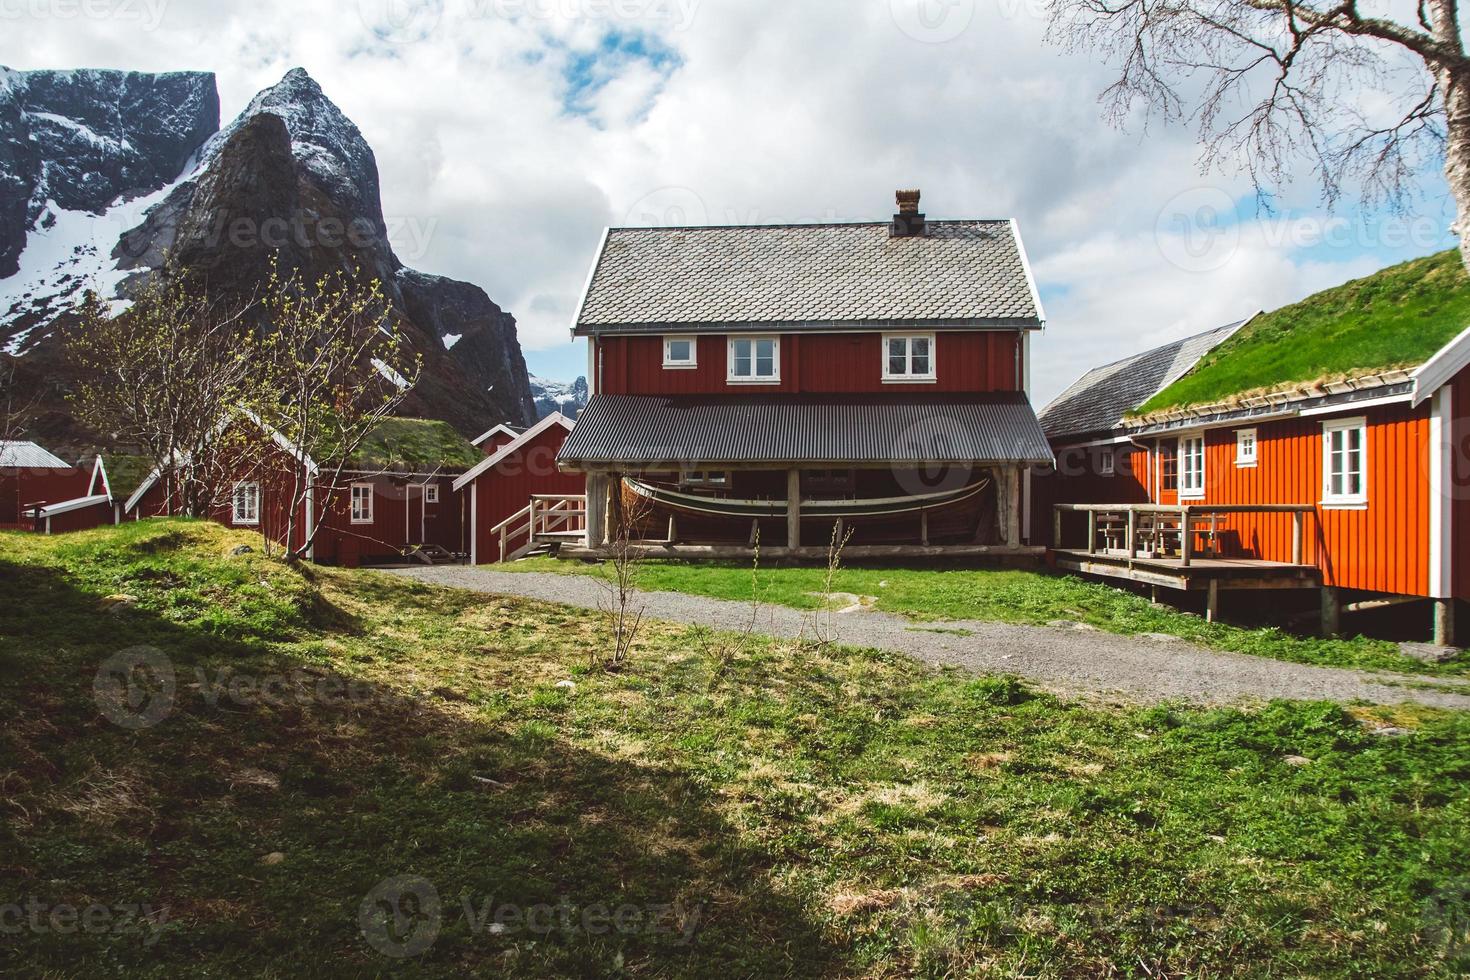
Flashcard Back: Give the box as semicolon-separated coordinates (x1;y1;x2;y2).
68;280;262;518
1047;0;1470;267
0;356;36;446
595;482;652;670
251;261;421;561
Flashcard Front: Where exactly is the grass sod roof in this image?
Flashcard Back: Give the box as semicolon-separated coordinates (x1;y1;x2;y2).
348;417;481;471
1136;249;1470;416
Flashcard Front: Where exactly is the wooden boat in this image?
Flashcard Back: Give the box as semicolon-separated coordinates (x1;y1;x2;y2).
624;477;990;520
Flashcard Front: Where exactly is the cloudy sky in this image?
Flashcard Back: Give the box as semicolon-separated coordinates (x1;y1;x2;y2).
9;0;1457;403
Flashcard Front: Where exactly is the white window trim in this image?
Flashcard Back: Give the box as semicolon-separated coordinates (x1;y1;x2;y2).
726;336;781;385
424;483;440;504
1178;434;1206;499
232;481;260;526
881;332;938;383
1235;428;1258;467
663;336;697;370
1321;416;1369;509
1098;449;1115;477
351;483;375;524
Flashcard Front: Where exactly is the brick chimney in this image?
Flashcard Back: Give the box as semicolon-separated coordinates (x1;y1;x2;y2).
891;189;925;237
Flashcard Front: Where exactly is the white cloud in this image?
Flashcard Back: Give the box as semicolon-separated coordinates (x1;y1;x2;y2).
4;0;1456;390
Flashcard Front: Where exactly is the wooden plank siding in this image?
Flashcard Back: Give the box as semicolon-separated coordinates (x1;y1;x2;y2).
1453;366;1470;601
595;331;1022;396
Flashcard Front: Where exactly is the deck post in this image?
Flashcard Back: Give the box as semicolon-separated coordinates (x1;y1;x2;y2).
1292;511;1304;566
921;510;930;547
1126;508;1137;559
1180;508;1193;568
1435;598;1456;647
1006;466;1022;549
1053;507;1062;550
1320;586;1341;638
1206;579;1220;623
1086;510;1097;555
584;473;608;549
787;469;801;550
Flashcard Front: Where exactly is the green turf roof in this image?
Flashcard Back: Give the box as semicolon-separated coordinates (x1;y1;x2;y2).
350;417;481;471
1136;249;1470;415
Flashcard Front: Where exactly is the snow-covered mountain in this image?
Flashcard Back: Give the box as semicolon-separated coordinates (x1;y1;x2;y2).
529;375;588;420
0;66;537;442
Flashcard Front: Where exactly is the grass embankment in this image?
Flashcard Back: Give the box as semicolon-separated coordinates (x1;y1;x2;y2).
3;521;1470;976
506;556;1469;677
1139;249;1470;414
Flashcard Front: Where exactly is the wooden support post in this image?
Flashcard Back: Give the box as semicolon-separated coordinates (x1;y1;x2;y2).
667;515;677;544
1053;507;1062;550
1435;598;1456;647
1180;508;1193;568
605;474;623;545
787;469;801;550
1006;466;1022;549
1320;586;1341;638
1206;579;1220;624
1126;508;1137;559
749;518;760;547
921;510;930;547
1292;511;1304;566
1086;510;1097;555
584;473;608;549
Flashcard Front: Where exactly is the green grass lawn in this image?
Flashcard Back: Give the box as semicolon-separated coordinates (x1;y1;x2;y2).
1139;249;1470;414
4;521;1470;976
505;556;1470;678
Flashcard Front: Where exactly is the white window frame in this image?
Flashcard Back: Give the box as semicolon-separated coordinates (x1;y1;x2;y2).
1178;434;1206;499
881;332;937;383
1098;449;1115;477
681;470;729;488
663;336;697;369
424;484;440;504
1235;428;1258;467
727;336;780;384
350;483;375;524
1321;416;1368;508
231;481;260;526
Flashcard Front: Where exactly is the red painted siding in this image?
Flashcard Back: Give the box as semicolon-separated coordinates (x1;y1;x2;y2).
1452;368;1470;601
312;473;465;564
1033;443;1150;545
469;423;585;563
595;331;1022;396
1;467;94;524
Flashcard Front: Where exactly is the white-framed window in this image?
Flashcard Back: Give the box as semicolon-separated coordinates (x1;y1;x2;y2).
1098;449;1116;477
424;484;440;504
727;336;780;383
350;483;375;524
663;336;697;369
231;482;260;526
681;470;729;488
881;333;937;382
1322;417;1368;507
1179;435;1206;498
1235;428;1258;467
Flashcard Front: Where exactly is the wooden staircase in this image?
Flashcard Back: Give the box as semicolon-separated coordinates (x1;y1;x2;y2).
487;494;588;563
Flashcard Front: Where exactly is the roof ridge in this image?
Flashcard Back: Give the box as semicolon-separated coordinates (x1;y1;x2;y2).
606;218;1017;232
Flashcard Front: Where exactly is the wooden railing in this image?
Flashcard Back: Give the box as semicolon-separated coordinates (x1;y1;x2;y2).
1053;503;1315;568
488;494;588;563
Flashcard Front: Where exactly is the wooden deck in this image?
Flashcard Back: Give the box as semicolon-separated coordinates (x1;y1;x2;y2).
1052;549;1320;591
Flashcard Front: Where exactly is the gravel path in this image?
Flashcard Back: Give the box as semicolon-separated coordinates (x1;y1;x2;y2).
388;566;1470;710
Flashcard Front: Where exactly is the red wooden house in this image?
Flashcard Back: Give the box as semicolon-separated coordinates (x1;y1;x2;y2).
122;416;475;566
470;423;527;456
1039;253;1470;645
553;190;1054;558
1;441;115;533
455;413;583;563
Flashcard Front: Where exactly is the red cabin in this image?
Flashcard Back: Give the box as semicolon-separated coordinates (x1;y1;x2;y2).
1;441;114;533
455;413;583;563
1039;254;1470;646
554;190;1054;559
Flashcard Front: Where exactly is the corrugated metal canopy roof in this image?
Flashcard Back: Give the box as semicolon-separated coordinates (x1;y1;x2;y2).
0;440;70;469
574;221;1044;335
558;394;1053;468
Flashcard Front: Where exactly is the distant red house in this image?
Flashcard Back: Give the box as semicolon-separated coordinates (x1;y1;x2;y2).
122;416;476;565
455;413;582;563
470;423;526;457
1038;262;1470;645
1;441;114;533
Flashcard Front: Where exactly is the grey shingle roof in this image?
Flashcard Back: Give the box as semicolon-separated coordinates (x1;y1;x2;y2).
1038;321;1248;442
574;221;1043;334
558;393;1054;467
0;441;70;469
